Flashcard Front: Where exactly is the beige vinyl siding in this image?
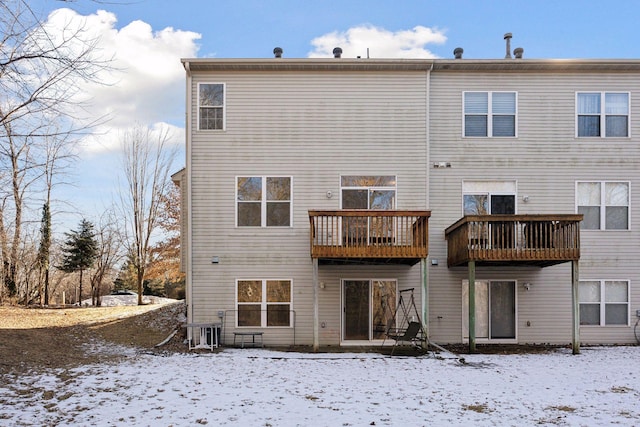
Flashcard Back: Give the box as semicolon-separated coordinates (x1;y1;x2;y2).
428;70;640;345
188;69;429;346
170;169;187;273
186;60;640;347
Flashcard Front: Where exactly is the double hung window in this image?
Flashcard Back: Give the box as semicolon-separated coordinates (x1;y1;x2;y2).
577;181;629;230
579;280;629;326
464;92;516;137
198;83;225;130
237;176;292;227
576;92;629;137
237;280;292;327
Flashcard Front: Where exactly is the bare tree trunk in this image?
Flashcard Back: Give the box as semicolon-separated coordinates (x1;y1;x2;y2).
119;125;177;306
78;269;83;306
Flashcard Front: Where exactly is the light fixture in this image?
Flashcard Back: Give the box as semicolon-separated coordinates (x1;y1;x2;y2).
523;282;531;291
433;162;452;169
522;195;530;203
320;282;326;289
326;191;332;199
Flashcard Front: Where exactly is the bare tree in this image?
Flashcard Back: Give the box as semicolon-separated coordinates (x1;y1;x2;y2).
0;0;108;301
118;124;177;305
145;182;185;298
89;210;123;306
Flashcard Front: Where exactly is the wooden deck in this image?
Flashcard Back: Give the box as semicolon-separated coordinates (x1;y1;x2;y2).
309;210;431;265
444;214;583;267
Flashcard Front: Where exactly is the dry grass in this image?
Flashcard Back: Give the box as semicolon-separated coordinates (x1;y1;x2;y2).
0;302;186;375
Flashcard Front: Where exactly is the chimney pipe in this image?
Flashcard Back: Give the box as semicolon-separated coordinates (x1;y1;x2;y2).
453;47;463;59
333;47;343;58
514;47;524;59
273;47;283;58
504;33;512;59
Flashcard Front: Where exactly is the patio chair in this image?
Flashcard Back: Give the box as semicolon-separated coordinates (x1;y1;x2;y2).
387;321;423;355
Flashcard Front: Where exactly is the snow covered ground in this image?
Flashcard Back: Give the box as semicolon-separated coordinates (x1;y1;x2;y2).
2;345;639;426
82;294;178;307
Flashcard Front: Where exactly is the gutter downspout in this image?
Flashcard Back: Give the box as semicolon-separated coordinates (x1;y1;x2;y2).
183;61;194;331
422;62;434;340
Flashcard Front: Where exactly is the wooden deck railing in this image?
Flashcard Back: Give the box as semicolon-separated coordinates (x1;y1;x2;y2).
445;214;583;267
309;210;430;264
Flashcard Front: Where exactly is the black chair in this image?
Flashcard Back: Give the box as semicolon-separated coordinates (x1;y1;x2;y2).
387;321;423;355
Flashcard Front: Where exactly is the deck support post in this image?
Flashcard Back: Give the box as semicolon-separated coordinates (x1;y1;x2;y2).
421;258;428;343
312;257;319;352
571;260;580;355
468;260;476;354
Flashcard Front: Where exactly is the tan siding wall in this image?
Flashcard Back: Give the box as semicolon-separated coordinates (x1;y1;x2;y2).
188;70;428;346
428;71;640;345
186;63;640;347
172;170;187;273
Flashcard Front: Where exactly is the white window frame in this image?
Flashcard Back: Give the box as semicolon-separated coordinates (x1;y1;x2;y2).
579;280;630;326
463;91;517;138
198;82;226;131
236;279;293;328
576;181;630;231
575;92;630;138
236;176;293;228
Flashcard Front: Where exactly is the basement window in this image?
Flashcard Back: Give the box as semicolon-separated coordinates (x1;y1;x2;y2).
237;279;292;327
579;280;629;326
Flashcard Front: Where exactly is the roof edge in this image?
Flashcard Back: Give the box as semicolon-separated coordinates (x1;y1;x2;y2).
181;58;435;72
181;57;640;73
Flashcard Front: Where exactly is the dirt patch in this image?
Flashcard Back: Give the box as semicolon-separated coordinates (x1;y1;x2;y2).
443;343;565;355
0;302;188;375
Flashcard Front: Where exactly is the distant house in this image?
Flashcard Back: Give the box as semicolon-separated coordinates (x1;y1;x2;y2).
174;46;640;352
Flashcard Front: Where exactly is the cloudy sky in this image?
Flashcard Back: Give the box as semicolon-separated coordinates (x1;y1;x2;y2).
23;0;640;231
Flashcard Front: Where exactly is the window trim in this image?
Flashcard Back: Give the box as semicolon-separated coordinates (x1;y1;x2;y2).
236;279;293;328
575;91;630;138
197;82;226;131
579;279;630;326
576;181;630;231
236;176;293;228
462;91;518;138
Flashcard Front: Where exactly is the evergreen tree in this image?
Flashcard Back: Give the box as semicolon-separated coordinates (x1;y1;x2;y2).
59;219;98;305
37;203;52;306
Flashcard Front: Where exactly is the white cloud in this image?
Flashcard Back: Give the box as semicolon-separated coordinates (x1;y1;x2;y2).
41;8;200;154
308;25;446;59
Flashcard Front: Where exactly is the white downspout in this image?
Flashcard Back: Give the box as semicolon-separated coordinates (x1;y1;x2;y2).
422;62;434;339
183;61;194;328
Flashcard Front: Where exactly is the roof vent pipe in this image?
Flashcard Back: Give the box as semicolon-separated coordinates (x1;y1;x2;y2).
504;33;512;59
453;47;463;59
273;47;283;58
514;47;524;59
333;47;343;58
